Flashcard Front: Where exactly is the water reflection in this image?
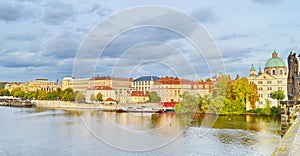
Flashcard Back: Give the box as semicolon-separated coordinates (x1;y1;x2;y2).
0;107;281;155
192;114;280;135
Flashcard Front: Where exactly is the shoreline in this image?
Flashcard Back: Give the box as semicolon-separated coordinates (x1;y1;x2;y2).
33;100;109;110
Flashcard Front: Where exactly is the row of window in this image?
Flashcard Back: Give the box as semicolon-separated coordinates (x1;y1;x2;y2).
257;80;283;84
259;94;271;98
258;87;283;91
133;81;152;85
259;101;273;105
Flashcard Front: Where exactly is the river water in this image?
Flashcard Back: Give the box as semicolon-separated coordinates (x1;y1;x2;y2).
0;107;281;155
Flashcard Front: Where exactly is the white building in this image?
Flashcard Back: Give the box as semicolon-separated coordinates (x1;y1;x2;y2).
247;51;287;109
132;76;160;92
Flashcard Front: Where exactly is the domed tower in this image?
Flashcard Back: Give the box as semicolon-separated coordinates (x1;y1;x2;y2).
250;64;256;76
264;50;287;76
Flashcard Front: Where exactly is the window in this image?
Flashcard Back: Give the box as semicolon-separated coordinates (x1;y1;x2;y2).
267;87;272;91
277;80;282;84
259;87;263;91
267;81;272;84
258;81;263;84
280;70;283;75
272;70;276;75
278;87;283;90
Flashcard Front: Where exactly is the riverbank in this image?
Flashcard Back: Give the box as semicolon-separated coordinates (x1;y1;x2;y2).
33;100;103;109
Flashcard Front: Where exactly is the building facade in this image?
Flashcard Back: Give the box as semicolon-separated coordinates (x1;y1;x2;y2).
85;86;117;103
152;77;210;102
27;78;57;92
247;51;287;109
132;76;160;92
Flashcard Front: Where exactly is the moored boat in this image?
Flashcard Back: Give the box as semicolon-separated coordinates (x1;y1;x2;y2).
0;96;34;107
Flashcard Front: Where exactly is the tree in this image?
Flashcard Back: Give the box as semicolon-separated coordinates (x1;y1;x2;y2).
90;93;96;104
232;77;259;111
14;90;25;98
248;83;259;110
96;92;103;102
213;75;231;96
149;91;161;103
264;99;271;115
176;91;198;113
270;90;285;105
61;88;74;101
0;89;10;96
11;87;22;97
75;91;85;102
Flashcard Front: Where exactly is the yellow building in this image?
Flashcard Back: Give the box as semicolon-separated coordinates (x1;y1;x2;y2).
84;86;117;103
129;91;149;104
4;83;28;92
62;76;132;91
27;78;57;92
247;51;287;109
152;77;211;102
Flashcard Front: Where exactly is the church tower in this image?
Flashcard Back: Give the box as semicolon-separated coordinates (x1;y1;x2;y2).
250;64;256;76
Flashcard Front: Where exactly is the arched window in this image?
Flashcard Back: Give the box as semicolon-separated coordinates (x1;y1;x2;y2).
272;70;276;75
280;70;283;75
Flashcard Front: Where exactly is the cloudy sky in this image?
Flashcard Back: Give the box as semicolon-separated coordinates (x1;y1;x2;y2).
0;0;300;82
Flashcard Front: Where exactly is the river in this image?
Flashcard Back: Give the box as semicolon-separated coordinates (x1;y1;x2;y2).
0;106;281;155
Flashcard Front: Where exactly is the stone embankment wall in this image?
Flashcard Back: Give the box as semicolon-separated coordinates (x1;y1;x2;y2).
32;100;101;109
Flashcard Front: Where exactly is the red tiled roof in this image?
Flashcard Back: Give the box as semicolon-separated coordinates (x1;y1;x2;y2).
154;77;200;85
87;86;113;90
90;76;133;81
131;91;149;96
105;97;116;102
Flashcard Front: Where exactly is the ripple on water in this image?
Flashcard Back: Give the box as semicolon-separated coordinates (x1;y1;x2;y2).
182;127;281;155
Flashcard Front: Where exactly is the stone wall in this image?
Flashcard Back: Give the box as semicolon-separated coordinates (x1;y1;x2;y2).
32;100;101;109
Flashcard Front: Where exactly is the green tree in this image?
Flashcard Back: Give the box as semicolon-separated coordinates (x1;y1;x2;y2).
270;90;285;105
0;89;10;96
61;88;74;101
96;92;103;102
149;91;161;103
11;87;22;97
90;93;96;104
14;90;25;98
213;75;231;96
175;91;198;113
232;77;259;111
264;99;271;115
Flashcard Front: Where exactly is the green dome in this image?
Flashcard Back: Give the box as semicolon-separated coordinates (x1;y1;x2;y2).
265;51;286;68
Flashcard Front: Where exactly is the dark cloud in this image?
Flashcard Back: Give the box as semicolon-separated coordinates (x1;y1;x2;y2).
191;7;218;24
43;31;81;59
0;1;37;22
252;0;281;5
42;1;75;25
0;52;51;68
218;33;253;41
